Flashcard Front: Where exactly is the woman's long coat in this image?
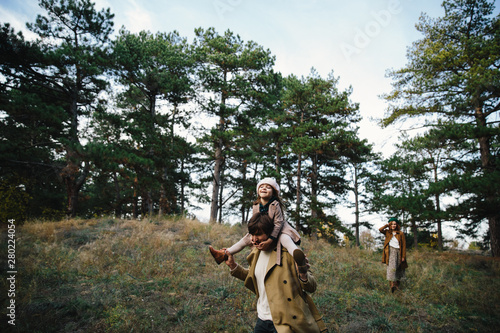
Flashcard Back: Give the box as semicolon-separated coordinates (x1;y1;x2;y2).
231;247;327;333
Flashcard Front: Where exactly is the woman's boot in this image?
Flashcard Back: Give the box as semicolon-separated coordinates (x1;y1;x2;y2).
390;281;395;293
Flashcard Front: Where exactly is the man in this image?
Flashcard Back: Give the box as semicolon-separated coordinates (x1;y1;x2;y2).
224;212;328;333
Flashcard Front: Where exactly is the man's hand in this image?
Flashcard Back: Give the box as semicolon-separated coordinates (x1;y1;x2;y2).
224;251;237;270
296;256;311;282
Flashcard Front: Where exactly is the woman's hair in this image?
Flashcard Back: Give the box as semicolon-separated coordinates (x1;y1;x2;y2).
248;212;274;236
389;219;401;231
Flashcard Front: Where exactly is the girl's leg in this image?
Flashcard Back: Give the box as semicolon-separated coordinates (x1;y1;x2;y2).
208;245;228;265
280;234;307;273
209;234;251;265
226;233;252;255
280;233;300;254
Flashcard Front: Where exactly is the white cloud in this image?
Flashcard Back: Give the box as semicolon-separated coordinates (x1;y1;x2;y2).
122;0;154;33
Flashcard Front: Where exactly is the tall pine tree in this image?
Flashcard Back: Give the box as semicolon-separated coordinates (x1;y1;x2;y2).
193;27;276;223
1;0;114;217
382;0;500;255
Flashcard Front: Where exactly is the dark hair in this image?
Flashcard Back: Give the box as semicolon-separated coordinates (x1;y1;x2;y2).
248;212;273;236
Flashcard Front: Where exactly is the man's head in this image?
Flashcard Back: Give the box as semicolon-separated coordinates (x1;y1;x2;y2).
248;212;273;246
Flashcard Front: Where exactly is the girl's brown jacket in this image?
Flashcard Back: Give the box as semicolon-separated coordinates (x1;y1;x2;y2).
252;201;300;265
379;224;407;268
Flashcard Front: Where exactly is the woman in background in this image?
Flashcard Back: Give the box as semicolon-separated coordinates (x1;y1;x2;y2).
379;217;407;292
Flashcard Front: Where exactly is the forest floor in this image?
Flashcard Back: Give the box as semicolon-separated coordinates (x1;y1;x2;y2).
1;217;499;332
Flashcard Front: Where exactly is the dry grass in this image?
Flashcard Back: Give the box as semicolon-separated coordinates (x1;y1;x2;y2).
1;217;499;332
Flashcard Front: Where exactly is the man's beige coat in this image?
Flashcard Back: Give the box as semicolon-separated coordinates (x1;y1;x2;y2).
231;247;328;333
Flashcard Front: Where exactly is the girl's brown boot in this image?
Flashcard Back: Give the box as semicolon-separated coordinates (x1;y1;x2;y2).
209;246;228;265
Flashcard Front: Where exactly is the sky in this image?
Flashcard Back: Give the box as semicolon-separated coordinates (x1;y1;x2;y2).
1;0;496;244
0;0;448;155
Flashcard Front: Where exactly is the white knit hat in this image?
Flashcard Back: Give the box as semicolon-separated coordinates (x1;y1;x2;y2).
256;177;280;196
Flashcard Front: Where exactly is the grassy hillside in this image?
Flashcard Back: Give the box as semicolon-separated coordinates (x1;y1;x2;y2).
1;217;499;332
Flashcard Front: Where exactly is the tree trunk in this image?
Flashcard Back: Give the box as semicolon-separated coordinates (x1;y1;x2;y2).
113;172;122;218
475;106;499;256
354;165;360;247
311;153;318;220
65;179;78;217
295;153;302;232
295;111;304;231
436;213;443;250
435;191;443;251
159;180;166;216
180;160;186;214
412;217;418;249
160;103;178;216
433;163;443;251
240;162;247;224
210;142;222;223
147;190;153;216
61;149;88;217
210;73;228;223
133;176;138;219
62;91;86;217
489;216;500;257
218;168;224;223
275;141;281;174
63;168;87;217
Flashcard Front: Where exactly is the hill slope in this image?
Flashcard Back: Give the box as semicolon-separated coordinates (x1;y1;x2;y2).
1;217;499;332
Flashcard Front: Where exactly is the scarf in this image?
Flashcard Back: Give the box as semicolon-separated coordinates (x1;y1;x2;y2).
259;197;277;214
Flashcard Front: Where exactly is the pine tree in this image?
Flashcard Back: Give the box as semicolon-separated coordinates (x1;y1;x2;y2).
280;69;361;237
366;150;433;249
1;0;114;217
108;29;194;217
343;136;378;247
382;0;500;255
193;27;276;223
397;129;457;251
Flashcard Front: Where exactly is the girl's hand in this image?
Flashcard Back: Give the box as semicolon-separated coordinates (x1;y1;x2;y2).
258;238;274;251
